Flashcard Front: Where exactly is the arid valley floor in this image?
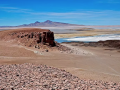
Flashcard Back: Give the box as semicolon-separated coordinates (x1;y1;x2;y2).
0;26;120;89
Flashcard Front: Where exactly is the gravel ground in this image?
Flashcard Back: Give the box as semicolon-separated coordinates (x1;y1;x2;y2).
60;43;93;56
0;63;120;90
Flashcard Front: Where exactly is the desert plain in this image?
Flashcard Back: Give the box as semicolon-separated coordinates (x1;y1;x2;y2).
0;26;120;81
0;26;120;89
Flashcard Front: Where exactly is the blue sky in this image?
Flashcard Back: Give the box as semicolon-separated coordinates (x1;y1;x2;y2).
0;0;120;26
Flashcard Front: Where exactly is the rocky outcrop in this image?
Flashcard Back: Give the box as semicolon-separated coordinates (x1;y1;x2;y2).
97;40;120;48
0;28;72;52
7;28;55;47
16;31;55;46
63;40;120;49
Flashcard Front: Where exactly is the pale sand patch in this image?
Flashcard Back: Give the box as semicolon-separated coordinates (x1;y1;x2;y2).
55;29;120;38
0;41;120;82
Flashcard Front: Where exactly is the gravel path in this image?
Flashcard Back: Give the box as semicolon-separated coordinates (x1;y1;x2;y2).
0;63;120;90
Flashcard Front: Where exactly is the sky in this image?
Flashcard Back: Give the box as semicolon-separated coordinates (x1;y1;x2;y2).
0;0;120;26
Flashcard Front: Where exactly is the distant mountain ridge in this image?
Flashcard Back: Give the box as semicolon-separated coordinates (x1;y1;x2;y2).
0;20;83;27
18;20;82;27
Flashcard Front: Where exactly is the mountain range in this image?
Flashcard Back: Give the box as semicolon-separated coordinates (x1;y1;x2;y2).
19;20;83;27
0;20;83;27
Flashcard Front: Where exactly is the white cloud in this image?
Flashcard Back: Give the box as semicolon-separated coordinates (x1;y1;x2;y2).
0;6;32;13
0;6;120;25
0;6;120;19
0;6;99;18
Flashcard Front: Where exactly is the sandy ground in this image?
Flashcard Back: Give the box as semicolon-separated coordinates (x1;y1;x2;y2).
0;40;120;83
55;29;120;38
1;26;120;37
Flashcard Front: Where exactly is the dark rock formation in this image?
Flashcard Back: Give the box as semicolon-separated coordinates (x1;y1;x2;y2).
0;28;72;52
7;28;55;47
62;40;120;49
97;40;120;48
37;31;55;46
17;31;55;46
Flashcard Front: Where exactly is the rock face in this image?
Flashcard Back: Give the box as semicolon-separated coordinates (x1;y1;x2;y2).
7;28;55;47
0;28;72;52
64;40;120;49
16;31;55;46
97;40;120;49
84;40;120;49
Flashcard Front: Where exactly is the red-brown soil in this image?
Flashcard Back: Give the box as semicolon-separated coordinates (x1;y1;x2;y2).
0;28;71;52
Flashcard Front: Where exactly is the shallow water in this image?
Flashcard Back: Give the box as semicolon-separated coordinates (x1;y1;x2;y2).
55;34;120;43
55;38;71;43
